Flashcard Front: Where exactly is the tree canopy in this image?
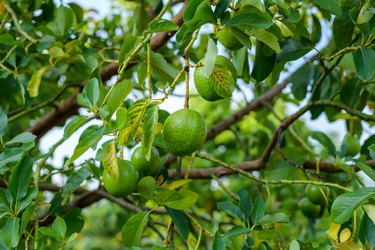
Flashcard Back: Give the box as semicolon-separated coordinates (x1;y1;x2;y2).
0;0;375;249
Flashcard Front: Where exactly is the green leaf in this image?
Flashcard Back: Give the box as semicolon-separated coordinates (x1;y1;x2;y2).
8;155;33;206
118;99;150;146
63;115;87;139
107;80;133;118
52;217;67;240
184;0;203;22
137;176;156;200
18;186;38;211
142;102;159;161
213;231;225;250
311;0;342;16
49;46;65;64
238;189;252;219
164;190;198;210
225;226;249;238
0;148;27;170
140;51;179;83
65;126;103;166
39;227;60;239
83;78;100;106
0;109;7;137
0;34;16;45
122;212;149;247
256;213;289;225
289;239;300;250
119;35;138;66
0;217;20;248
204;38;218;77
27;66;50;97
230;27;252;49
359;211;375;245
340;78;362;107
369;144;375;160
212;64;235;98
225;6;273;29
311;131;336;157
115;107;127;130
185;0;217;29
217;201;244;220
5;132;35;145
56;6;74;36
354;160;375;182
166;207;190;240
290;64;314;100
251;29;281;53
149;19;179;33
251;197;265;223
276;37;312;62
251;41;276;82
102;141;119;179
331;187;375;224
20;205;34;234
333;12;355;50
61;167;91;198
353;47;375;81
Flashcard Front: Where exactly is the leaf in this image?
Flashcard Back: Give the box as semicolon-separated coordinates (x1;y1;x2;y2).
215;0;230;17
229;27;252;49
63;115;87;139
52;217;67;241
5;132;35;145
149;19;179;33
251;41;276;82
166;207;190;240
83;78;100;106
311;131;336;157
49;46;65;64
238;189;252;219
137;176;156;200
56;6;73;36
107;80;133;118
217;201;244;220
119;35;138;66
339;228;351;243
118;99;150;146
290;64;314;100
331;187;375;224
340;78;362;107
359;211;375;245
0;109;7;137
20;205;34;234
276;37;312;62
333;12;355;50
212;231;225;250
102;141;119;179
122;212;149;247
225;6;273;29
0;148;27;170
251;198;265;223
255;213;289;225
164;190;198;210
142;102;159;161
184;0;203;22
212;64;235;98
140;51;178;83
289;239;300;250
18;186;38;211
8;155;33;206
0;34;16;45
65;126;103;166
225;226;249;238
354;47;375;81
39;227;59;239
27;66;49;97
185;0;217;29
369;144;375;160
327;223;341;242
0;217;20;248
61;167;91;198
354;160;375;182
311;0;342;16
251;29;281;53
204;38;218;77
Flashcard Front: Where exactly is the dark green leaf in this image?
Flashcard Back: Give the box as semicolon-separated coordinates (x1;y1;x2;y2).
359;211;375;245
8;155;33;206
251;197;265;223
119;36;138;66
118;99;150;146
333;12;355;49
230;27;252;49
184;0;202;21
122;212;149;247
353;47;375;81
311;131;336;157
251;41;276;82
142;102;159;161
331;187;375;224
137;176;156;200
217;201;244;220
369;144;375;160
61;167;91;198
107;80;133;118
0;148;26;170
56;6;74;36
20;205;34;234
166;207;190;240
18;186;38;211
238;189;252;219
215;0;230;17
340;78;362;107
149;19;179;33
225;6;273;29
0;217;20;248
290;64;313;100
276;37;312;62
213;231;225;250
311;0;342;16
0;34;16;45
225;226;249;238
0;109;7;137
204;38;218;77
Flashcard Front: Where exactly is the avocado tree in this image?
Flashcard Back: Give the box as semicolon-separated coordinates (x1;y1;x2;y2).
1;0;375;249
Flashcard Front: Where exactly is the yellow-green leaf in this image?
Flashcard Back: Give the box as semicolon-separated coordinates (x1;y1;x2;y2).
102;141;119;179
141;102;159;161
27;66;50;97
212;64;235;98
339;228;351;243
327;223;340;242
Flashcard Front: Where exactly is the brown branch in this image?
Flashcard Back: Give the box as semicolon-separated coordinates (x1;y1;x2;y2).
27;2;187;139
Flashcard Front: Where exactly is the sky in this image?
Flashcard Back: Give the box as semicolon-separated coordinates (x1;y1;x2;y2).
42;0;374;186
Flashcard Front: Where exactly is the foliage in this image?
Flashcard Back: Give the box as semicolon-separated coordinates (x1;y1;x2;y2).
0;0;375;249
